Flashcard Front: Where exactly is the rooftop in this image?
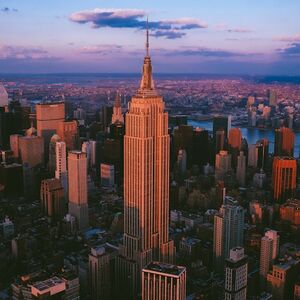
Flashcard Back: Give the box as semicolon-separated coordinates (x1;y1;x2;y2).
144;262;185;276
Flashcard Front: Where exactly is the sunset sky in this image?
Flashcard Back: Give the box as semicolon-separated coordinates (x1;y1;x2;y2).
1;0;300;74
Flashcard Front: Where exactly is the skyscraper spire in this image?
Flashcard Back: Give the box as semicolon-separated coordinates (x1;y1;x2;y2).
139;17;155;93
146;17;149;57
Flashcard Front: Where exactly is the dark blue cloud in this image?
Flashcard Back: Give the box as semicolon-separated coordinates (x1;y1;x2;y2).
151;30;186;40
1;7;18;13
279;43;300;57
69;8;206;39
163;48;245;58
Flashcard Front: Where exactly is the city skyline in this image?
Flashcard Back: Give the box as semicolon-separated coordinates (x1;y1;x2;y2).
1;0;300;74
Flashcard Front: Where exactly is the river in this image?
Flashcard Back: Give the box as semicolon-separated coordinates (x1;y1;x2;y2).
187;119;300;157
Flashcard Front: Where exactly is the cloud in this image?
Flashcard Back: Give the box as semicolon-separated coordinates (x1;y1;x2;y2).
214;23;251;33
278;43;300;57
226;28;252;33
162;47;246;58
69;8;207;39
1;7;18;13
150;30;186;40
274;35;300;43
0;45;59;60
80;44;123;55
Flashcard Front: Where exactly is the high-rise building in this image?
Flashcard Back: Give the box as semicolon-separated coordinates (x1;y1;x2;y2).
215;129;226;153
223;204;245;260
248;144;258;168
100;163;115;187
10;134;22;158
89;244;118;300
274;127;295;156
256;139;269;170
228;128;242;151
267;258;300;300
215;150;231;180
265;230;279;260
36;102;65;146
213;115;231;138
57;120;78;151
279;199;300;225
236;151;246;187
48;134;61;174
213;201;245;271
213;213;224;272
260;236;274;281
68;151;89;230
0;83;9;107
224;247;248;300
116;28;175;298
40;178;66;222
177;149;187;174
142;262;186;300
55;141;67;180
111;92;124;124
272;157;297;203
19;136;44;168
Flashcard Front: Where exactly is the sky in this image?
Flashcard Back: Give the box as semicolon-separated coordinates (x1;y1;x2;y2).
0;0;300;75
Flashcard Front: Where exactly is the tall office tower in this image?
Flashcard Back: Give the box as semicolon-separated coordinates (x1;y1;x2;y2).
223;204;245;260
260;230;279;283
236;151;246;187
82;141;91;168
68;151;89;230
0;83;9;107
177;149;187;174
274;127;295;156
55;141;67;180
228;128;242;151
214;197;245;269
215;129;226;153
265;230;279;259
193;128;209;167
10;134;22;158
116;28;175;298
36;102;65;146
268;90;277;107
89;244;119;300
272;157;297;203
224;247;248;300
40;178;66;222
19;136;44;168
142;262;186;300
256;139;269;169
215;150;231;180
100;163;115;187
173;125;194;168
112;92;124;124
280;199;300;225
213;212;224;272
57;120;78;151
213;115;231;138
48;134;61;174
248;144;258;168
89;140;97;167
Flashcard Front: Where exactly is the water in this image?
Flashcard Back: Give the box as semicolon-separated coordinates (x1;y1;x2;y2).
187;119;300;157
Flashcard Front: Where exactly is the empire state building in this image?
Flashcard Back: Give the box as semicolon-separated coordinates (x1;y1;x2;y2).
116;26;175;298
